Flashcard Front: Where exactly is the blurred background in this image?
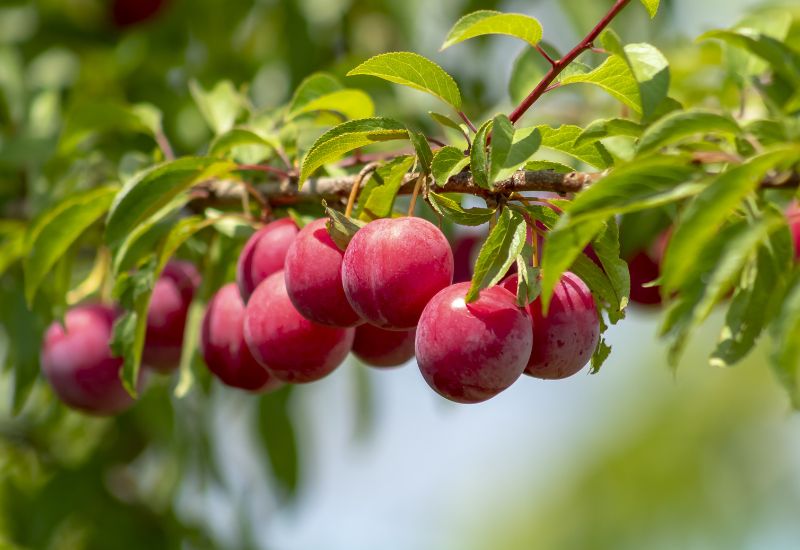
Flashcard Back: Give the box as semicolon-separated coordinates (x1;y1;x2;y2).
2;0;800;549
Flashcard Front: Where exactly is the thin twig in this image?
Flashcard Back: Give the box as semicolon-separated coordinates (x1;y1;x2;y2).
345;162;379;218
536;44;556;66
458;111;478;133
508;0;633;124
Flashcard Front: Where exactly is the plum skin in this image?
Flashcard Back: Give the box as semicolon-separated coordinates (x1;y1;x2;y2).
143;260;200;372
502;272;599;380
415;283;532;404
41;304;135;415
342;217;454;330
236;218;299;302
244;271;354;384
284;218;363;327
352;324;416;368
201;283;282;392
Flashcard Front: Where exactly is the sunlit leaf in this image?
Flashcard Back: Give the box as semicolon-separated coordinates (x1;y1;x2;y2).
467;208;526;303
442;10;542;49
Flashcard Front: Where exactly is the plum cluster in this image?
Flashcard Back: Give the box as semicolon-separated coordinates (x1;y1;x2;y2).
41;214;605;415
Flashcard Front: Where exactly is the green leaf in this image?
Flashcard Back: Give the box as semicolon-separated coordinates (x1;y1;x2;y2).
712;210;792;368
591;219;630;313
58;101;159;154
299;118;408;184
324;200;366;250
441;10;542;49
564;155;698;222
470;120;492;189
288;72;342;113
466;208;526;303
770;269;800;408
699;29;800;85
624;43;671;119
358;156;415;221
24;186;117;306
258;386;300;499
637;110;742;154
537;125;613;169
489;117;542;183
429;111;466;136
188;79;244;135
569;243;625;324
113;215;218;395
639;0;659;18
105;157;235;249
428;192;495;226
574;118;643;147
174;299;205;398
347;52;462;109
290;89;374;121
524;160;574;173
0;223;25;278
560;54;643;113
661;146;800;294
208;128;279;158
408;131;433;175
431;146;469;187
0;277;44;414
515;258;541;307
286;72;374;121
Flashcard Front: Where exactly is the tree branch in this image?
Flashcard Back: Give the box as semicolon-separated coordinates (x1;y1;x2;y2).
508;0;632;124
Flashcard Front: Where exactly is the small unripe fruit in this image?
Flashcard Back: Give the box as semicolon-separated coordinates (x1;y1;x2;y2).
352;324;416;368
237;218;299;302
201;284;281;392
143;260;200;372
284;218;362;327
41;304;134;415
342;217;454;330
502;272;599;379
244;272;354;383
415;283;532;404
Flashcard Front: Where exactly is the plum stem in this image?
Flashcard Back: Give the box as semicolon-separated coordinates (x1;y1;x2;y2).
345;162;379;218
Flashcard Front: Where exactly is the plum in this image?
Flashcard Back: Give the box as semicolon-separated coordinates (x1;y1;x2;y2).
352;324;415;368
237;218;299;302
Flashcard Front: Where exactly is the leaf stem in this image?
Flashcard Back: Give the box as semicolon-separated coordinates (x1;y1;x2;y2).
508;0;633;124
458;111;478;133
345;162;379;218
407;173;427;216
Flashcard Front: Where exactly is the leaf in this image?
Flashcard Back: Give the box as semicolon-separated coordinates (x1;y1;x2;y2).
428;192;495;226
292;89;374;121
770;269;800;408
639;0;659;18
288;72;342;113
429;111;466;136
489;117;542;183
524;159;574;173
299;118;408;184
286;73;374;121
431;145;469;187
625;43;671;119
113;215;218;395
537;125;613;169
347;52;462;109
208;128;279;158
105;157;235;249
560;54;642;113
358;156;415;221
441;10;543;49
58;101;159;154
699;29;800;85
408;131;433;175
591;219;630;313
637;110;742;154
470;119;492;189
0;277;44;414
712;211;792;368
569;244;625;323
258;387;300;499
189;79;244;135
466;208;526;303
324;200;366;250
661;146;800;294
562;155;698;222
0;224;25;278
515;258;541;307
174;299;205;398
574;118;643;147
24;186;117;306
